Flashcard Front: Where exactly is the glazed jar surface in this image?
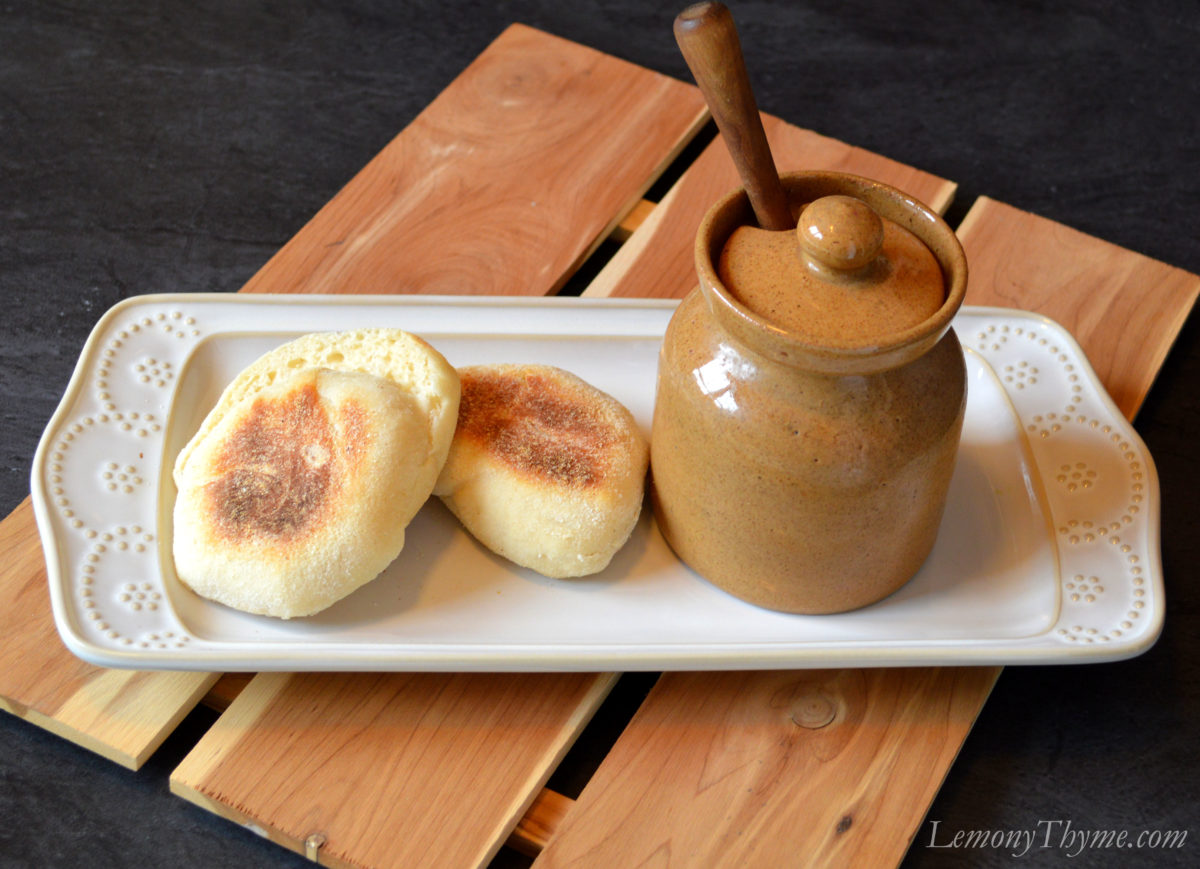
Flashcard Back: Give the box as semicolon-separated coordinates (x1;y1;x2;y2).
650;171;968;614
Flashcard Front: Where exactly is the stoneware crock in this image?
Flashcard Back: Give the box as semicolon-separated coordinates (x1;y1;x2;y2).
650;170;968;614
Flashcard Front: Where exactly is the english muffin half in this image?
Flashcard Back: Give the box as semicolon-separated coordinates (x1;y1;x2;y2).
434;364;649;578
172;328;460;618
172;367;443;618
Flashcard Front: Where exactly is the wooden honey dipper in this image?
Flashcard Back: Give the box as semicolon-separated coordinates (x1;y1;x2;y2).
674;1;794;231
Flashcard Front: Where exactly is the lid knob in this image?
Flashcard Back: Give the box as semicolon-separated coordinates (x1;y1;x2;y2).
797;195;884;274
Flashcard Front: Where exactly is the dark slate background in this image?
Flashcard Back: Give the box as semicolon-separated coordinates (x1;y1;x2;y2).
2;1;1197;867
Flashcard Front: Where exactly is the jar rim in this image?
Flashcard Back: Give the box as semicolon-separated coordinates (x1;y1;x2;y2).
696;171;968;374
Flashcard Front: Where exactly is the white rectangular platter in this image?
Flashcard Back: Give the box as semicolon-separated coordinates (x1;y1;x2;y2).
31;294;1163;671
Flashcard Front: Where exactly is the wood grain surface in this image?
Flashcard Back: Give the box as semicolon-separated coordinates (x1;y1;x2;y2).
958;197;1200;419
238;23;706;298
172;672;615;868
534;669;995;868
2;18;1196;869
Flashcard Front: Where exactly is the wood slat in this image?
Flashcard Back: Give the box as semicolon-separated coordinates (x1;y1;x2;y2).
164;23;711;868
533;669;995;868
196;685;579;861
0;498;219;769
239;22;707;297
534;190;1198;867
958;196;1200;419
171;671;614;869
509;788;577;858
584;114;956;300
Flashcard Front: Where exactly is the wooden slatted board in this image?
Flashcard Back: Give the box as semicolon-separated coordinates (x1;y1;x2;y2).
2;22;1197;869
0;497;219;770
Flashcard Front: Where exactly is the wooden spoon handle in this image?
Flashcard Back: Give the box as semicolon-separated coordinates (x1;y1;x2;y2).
674;1;792;230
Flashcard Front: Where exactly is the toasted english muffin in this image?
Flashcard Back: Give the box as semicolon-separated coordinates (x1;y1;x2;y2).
433;364;649;578
172;328;460;618
173;367;444;618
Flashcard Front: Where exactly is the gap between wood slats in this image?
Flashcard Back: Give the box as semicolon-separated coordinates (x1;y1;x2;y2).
557;121;716;297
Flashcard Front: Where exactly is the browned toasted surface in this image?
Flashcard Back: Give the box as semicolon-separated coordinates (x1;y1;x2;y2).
455;366;621;488
204;378;367;543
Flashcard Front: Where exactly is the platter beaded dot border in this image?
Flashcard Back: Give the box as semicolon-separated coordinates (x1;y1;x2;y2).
30;295;1163;671
40;302;203;652
970;315;1156;647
